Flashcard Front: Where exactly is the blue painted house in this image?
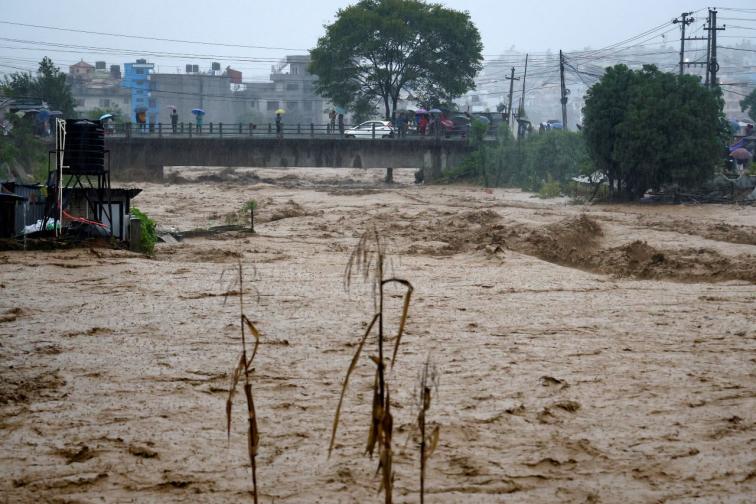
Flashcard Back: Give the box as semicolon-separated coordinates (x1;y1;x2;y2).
122;59;156;125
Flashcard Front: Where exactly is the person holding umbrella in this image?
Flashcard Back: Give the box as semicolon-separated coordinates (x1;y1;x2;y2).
730;147;753;175
275;108;285;138
192;108;204;134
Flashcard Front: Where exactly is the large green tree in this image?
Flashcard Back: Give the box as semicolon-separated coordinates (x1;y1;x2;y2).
309;0;483;120
583;64;726;200
1;57;75;116
740;88;756;123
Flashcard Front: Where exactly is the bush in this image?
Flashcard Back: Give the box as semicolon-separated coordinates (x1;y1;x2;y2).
445;128;591;193
131;207;157;254
538;178;562;198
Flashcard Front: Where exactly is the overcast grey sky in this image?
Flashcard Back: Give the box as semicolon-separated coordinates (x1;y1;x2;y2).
1;1;755;79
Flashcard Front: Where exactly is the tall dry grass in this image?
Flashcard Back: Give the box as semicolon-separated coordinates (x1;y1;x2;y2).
225;261;262;503
328;227;414;504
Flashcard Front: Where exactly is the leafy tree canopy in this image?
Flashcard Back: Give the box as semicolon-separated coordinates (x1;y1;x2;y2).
740;88;756;123
1;57;75;116
309;0;483;120
582;64;727;200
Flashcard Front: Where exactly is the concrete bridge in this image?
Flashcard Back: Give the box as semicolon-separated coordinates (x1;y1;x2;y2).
104;137;472;182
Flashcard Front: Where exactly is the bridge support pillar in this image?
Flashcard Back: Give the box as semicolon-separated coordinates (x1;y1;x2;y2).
385;167;393;183
423;144;444;182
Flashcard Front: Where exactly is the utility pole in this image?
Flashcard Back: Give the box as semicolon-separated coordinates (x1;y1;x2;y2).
559;50;568;131
704;10;711;86
517;53;529;139
520;53;528;114
505;66;519;128
705;8;725;87
673;12;694;77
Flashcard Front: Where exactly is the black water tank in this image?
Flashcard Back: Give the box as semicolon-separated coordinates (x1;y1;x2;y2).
63;119;105;175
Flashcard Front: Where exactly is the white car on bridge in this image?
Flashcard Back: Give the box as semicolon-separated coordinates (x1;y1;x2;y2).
344;120;395;139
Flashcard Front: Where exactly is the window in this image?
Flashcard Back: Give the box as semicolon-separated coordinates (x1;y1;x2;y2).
99;98;111;107
301;101;312;111
286;82;299;91
149;99;156;108
267;101;279;111
75;99;85;107
136;68;144;74
248;101;257;109
286;101;298;111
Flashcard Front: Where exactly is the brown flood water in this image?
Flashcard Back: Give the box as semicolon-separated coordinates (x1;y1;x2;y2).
1;167;755;503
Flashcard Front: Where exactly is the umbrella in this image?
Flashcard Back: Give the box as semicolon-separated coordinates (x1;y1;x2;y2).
429;108;442;114
730;148;753;160
99;113;114;121
334;105;346;114
473;115;491;124
415;108;428;114
192;108;205;115
275;108;286;115
165;105;177;109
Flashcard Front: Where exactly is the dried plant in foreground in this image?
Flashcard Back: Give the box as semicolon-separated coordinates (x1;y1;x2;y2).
225;261;261;503
417;354;440;504
329;227;414;504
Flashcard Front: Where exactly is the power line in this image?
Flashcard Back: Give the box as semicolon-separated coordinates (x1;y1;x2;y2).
0;19;307;52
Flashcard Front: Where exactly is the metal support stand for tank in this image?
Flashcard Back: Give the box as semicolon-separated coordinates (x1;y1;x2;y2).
209;123;214;135
43;119;113;238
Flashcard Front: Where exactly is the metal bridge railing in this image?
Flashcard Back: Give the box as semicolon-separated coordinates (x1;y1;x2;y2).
106;122;499;140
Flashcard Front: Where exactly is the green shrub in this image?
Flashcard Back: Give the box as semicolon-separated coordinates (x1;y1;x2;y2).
444;129;592;193
131;207;157;254
538;178;562;198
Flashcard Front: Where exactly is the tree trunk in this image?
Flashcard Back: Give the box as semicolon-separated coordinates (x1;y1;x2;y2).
383;94;391;121
391;94;399;123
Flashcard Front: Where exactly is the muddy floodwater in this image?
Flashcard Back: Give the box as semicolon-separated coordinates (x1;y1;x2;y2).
1;167;755;503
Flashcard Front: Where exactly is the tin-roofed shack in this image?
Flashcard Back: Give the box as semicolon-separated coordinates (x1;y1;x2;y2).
0;182;141;242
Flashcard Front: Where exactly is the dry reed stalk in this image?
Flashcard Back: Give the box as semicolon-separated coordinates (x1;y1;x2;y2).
417;355;440;504
225;261;262;503
330;227;414;504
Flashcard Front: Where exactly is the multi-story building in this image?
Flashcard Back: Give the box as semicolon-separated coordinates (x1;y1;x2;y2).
148;55;327;127
122;59;156;124
69;60;130;117
249;55;326;125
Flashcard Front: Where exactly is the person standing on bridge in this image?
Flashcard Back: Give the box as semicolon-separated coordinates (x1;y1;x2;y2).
170;108;179;134
328;109;336;134
195;113;203;134
275;112;283;139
